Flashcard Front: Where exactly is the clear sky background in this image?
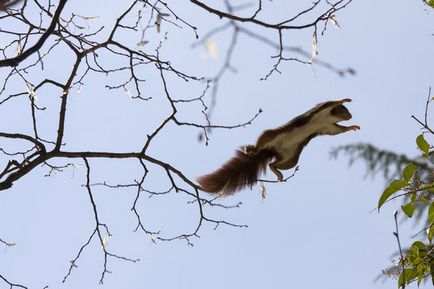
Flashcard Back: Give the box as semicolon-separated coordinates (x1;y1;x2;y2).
0;0;433;288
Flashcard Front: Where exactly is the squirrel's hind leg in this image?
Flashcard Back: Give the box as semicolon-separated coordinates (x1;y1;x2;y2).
269;162;284;181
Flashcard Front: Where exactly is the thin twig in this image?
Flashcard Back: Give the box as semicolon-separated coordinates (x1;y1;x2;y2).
393;211;406;289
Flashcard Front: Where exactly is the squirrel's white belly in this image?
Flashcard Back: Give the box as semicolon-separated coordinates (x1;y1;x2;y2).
265;124;317;157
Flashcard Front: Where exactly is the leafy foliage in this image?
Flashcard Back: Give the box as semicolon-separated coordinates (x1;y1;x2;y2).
378;162;417;211
377;133;434;287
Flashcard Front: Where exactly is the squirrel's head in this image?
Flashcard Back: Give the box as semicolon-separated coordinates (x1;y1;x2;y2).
330;104;352;122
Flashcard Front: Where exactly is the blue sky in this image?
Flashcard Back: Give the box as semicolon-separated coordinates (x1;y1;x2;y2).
0;0;433;288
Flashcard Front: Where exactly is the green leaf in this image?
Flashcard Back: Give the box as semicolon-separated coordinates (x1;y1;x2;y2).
390;179;408;190
411;241;427;251
398;270;406;287
398;268;417;287
429;203;434;224
411;192;417;202
414;257;423;265
401;203;415;218
427;0;434;9
417;263;425;273
410;243;420;255
378;179;408;210
416;134;430;154
402;163;417;181
418;271;424;286
417;266;425;287
417;263;428;285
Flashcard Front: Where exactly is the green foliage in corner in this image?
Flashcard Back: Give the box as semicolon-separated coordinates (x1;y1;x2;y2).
378;134;434;287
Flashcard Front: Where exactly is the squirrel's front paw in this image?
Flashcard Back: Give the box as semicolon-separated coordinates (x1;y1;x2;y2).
348;125;360;131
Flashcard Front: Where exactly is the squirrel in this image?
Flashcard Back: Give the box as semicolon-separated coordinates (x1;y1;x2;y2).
197;98;360;196
0;0;21;10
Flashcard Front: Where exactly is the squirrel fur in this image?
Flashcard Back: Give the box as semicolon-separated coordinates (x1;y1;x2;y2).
197;98;360;196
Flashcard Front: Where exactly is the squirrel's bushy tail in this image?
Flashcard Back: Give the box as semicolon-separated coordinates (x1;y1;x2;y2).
197;148;275;196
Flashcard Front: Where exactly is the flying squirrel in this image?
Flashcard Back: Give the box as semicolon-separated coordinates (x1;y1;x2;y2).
197;98;360;196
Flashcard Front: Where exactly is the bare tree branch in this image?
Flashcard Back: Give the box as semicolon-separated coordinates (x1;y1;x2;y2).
190;0;352;30
0;0;68;67
0;0;355;285
0;274;28;289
